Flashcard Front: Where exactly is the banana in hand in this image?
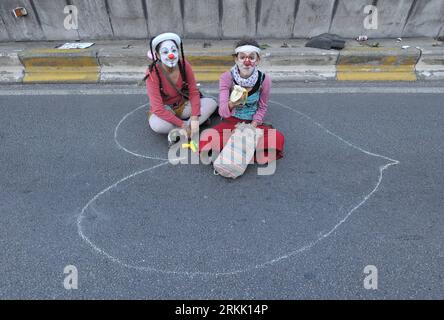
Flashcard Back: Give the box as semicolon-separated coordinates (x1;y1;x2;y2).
230;85;248;105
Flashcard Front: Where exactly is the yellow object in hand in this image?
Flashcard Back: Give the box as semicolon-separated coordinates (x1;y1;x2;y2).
230;85;248;105
182;140;198;152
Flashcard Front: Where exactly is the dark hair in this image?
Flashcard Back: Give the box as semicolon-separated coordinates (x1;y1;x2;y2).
143;37;189;98
233;38;261;57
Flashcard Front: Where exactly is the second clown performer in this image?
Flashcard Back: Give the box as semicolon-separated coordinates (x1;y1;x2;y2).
200;39;285;164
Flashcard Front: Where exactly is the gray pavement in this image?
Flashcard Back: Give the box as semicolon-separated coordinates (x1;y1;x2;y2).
0;82;443;299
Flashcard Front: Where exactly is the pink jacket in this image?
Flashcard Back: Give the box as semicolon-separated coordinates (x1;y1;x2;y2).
146;60;201;127
218;70;271;124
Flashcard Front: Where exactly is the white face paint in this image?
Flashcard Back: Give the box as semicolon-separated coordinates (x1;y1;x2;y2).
158;40;179;68
235;51;258;77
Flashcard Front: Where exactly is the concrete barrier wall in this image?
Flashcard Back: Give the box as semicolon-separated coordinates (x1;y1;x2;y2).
70;0;114;39
0;0;443;42
183;0;220;37
145;0;183;38
29;0;79;41
221;0;257;38
106;0;148;39
293;0;336;38
402;0;444;37
0;13;11;42
0;0;45;41
257;0;295;38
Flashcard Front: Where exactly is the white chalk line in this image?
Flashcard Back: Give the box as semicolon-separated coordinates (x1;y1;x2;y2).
77;162;173;271
258;99;400;267
270;99;399;164
77;161;237;276
114;96;218;162
77;99;400;276
114;103;169;161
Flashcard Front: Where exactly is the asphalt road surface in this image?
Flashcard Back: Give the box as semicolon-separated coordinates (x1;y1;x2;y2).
0;82;443;299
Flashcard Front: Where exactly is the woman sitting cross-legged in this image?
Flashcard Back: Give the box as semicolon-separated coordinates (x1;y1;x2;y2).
144;32;217;143
199;38;285;164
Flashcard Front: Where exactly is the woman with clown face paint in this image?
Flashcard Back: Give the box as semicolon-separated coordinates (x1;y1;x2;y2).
199;39;285;163
144;32;217;140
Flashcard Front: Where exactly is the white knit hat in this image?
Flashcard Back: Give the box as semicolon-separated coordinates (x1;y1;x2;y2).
152;32;182;50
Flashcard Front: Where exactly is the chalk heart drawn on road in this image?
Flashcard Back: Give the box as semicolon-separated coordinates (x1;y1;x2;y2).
77;99;399;276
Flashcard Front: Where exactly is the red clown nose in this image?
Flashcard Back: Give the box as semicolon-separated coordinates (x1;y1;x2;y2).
168;53;175;60
244;59;253;67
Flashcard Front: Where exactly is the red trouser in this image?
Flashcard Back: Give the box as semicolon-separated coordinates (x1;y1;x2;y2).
199;117;285;164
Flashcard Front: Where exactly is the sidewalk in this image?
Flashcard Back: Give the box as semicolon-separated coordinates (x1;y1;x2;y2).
0;38;443;84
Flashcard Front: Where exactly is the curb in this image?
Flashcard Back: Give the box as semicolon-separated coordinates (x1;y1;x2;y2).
415;46;444;80
97;49;146;83
261;47;338;81
337;47;420;81
18;49;100;83
0;52;24;83
186;55;233;82
2;41;444;84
